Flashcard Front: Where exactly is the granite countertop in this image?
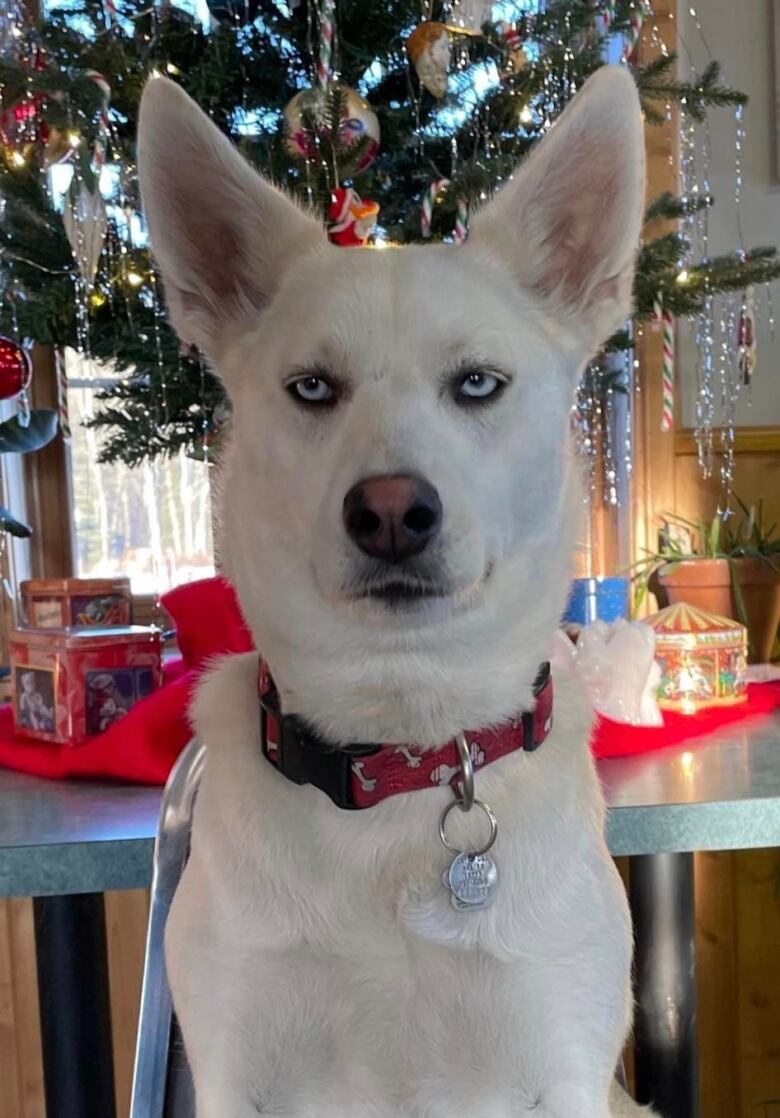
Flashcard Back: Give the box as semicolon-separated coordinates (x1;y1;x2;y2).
1;714;779;896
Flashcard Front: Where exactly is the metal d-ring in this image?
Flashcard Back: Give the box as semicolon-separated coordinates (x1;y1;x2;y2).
438;797;498;857
454;732;475;812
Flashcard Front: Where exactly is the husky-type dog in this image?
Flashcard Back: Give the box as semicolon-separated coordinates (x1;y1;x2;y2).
139;66;653;1118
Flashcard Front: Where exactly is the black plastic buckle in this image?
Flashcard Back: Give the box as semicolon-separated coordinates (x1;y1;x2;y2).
260;685;380;810
522;661;551;753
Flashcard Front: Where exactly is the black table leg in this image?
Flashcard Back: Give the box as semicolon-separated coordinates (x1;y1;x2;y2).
33;893;117;1118
630;852;698;1118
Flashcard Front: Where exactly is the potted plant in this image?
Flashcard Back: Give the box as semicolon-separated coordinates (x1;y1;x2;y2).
632;505;780;663
724;499;780;664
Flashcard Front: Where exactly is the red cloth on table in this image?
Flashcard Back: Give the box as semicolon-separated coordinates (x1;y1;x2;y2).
0;576;254;784
0;573;776;784
590;680;780;759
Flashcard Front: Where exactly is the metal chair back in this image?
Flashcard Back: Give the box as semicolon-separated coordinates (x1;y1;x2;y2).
130;739;206;1118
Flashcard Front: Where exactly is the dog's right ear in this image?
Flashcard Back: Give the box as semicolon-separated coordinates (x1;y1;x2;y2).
138;78;326;358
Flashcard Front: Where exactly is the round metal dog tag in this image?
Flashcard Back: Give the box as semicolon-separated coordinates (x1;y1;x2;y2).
443;852;498;911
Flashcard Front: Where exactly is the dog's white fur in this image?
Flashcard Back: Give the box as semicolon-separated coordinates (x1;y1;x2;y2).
139;68;653;1117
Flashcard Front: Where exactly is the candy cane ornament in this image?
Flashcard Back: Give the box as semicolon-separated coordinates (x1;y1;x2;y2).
421;177;449;239
454;196;469;244
85;70;111;174
317;0;335;92
55;349;71;443
661;306;675;432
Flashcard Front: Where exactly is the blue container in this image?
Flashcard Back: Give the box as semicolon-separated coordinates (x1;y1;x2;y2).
562;576;629;626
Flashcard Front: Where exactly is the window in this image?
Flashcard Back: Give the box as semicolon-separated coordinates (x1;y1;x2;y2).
67;353;214;594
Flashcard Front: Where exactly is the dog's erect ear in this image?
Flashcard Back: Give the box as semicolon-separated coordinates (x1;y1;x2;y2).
138;78;326;356
467;66;645;354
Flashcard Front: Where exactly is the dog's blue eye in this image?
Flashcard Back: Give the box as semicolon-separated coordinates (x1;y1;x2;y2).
289;376;333;405
457;371;502;401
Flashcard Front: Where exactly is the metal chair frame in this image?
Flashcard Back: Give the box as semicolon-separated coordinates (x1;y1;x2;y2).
130;738;206;1118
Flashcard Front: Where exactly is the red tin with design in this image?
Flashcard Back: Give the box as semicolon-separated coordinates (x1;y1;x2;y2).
10;625;163;745
20;577;132;629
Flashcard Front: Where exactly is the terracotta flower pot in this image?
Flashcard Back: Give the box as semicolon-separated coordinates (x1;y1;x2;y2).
731;556;780;664
655;558;733;619
655;556;780;663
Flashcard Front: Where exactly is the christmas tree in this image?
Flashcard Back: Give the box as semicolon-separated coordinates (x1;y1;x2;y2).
0;0;777;467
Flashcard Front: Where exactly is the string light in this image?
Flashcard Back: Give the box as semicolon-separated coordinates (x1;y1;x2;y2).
126;271;144;287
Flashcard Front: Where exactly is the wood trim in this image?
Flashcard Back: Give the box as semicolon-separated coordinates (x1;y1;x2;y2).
632;0;678;573
675;427;780;455
22;347;74;580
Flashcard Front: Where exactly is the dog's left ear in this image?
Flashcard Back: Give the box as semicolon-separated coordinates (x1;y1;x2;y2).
138;78;327;359
467;66;645;355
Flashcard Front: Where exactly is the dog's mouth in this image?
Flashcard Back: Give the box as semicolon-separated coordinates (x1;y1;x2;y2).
341;562;494;614
358;580;450;609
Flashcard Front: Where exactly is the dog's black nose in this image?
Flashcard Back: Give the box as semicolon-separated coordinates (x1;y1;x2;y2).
343;475;442;563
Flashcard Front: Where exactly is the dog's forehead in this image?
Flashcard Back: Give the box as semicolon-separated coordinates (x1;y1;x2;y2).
266;242;555;372
309;243;516;323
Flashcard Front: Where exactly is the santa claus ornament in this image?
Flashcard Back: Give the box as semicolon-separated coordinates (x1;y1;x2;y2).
407;22;452;99
328;188;379;247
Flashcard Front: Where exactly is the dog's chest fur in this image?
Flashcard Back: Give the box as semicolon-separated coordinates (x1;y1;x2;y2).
166;653;633;1117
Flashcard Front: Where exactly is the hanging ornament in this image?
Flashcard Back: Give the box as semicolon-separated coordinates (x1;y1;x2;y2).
449;0;494;33
622;1;647;64
500;25;528;81
317;0;336;91
0;97;43;165
454;196;469;244
206;0;259;25
0;45;49;166
54;350;70;443
597;1;616;38
421;177;450;239
0;337;31;401
328;187;379;247
283;85;380;172
407;23;452;99
659;298;675;433
43;126;78;167
63;181;108;288
85;69;111;174
738;286;757;385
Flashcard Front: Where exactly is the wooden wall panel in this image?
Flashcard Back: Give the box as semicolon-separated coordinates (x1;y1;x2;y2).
695;851;741;1118
0;899;43;1118
0;899;23;1118
105;890;149;1118
734;850;780;1116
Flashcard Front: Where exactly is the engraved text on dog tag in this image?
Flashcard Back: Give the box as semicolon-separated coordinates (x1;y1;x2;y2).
443;852;498;911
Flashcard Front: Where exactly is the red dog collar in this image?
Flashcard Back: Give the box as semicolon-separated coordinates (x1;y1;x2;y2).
259;660;553;810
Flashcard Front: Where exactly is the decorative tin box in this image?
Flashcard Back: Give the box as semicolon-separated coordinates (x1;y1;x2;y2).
20;577;132;629
10;625;163;744
644;602;748;714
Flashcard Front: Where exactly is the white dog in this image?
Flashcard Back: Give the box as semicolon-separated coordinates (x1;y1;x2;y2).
138;66;653;1118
